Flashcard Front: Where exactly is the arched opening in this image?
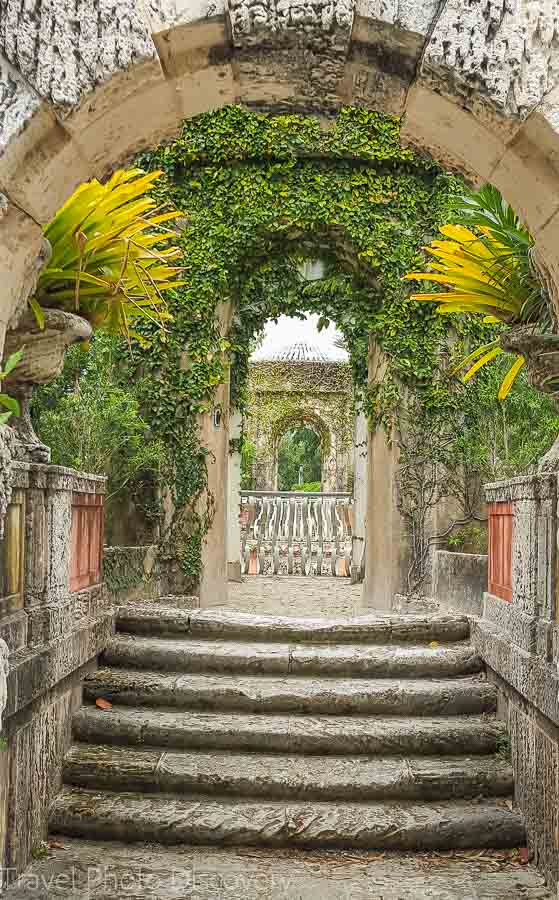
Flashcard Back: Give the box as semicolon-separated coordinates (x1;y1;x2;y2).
276;424;323;491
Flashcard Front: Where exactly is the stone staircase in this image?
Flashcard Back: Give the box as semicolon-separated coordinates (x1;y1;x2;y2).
48;604;527;853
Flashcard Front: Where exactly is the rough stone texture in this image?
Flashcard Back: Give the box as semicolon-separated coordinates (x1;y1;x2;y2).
64;745;514;801
188;608;471;643
424;1;559;124
3;839;552;900
49;786;525;850
229;0;355;113
0;0;156;111
0;460;112;888
102;634;483;678
72;706;503;756
226;575;361;616
433;551;488;617
84;669;496;716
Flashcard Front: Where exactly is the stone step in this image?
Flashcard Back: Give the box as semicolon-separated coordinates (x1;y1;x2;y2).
50;786;525;850
117;606;471;644
5;838;552;900
85;668;496;716
102;635;482;678
73;706;504;756
64;745;514;802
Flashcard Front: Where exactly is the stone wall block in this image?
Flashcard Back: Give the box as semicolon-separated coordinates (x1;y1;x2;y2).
228;0;356;113
536;496;557;620
512;499;539;615
46;488;71;602
509;703;559;887
345;1;439;115
23;488;48;606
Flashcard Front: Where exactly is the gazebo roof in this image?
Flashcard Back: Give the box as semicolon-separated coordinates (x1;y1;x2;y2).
252;340;346;363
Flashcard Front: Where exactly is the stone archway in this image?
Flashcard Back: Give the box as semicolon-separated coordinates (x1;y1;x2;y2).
2;1;559;358
246;341;354;492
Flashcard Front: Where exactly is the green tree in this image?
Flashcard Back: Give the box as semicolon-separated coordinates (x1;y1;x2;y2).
31;335;165;542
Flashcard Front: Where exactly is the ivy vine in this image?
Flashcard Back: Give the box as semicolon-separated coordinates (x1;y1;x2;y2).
129;105;488;583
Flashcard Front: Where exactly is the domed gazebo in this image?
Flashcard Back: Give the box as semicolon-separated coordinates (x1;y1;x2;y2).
246;340;354;492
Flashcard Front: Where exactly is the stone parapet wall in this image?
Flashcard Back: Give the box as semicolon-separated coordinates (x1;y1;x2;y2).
432;550;488;617
0;461;113;887
103;544;197;604
472;472;559;892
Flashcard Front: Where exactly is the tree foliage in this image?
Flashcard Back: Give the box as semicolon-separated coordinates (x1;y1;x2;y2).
31;335;165;541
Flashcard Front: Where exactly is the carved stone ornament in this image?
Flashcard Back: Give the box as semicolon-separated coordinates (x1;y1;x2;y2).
3;309;93;463
500;326;559;472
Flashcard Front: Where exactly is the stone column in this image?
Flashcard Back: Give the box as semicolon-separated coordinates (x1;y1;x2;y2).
351;406;368;583
199;302;232;608
360;340;409;611
227;410;243;582
0;638;7;736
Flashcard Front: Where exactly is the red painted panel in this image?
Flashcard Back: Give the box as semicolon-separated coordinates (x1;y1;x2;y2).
488;501;513;602
70;493;104;592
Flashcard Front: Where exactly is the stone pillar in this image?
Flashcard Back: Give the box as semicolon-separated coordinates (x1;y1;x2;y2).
360;341;408;611
351;407;368;583
228;410;242;582
0;638;7;736
198;302;232;608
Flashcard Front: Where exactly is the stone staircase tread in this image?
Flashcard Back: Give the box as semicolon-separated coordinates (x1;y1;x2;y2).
84;668;495;716
102;635;482;678
64;744;514;801
72;706;503;756
117;606;471;644
49;786;525;850
6;838;553;900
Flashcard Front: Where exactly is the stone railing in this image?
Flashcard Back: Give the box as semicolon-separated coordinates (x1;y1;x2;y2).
472;474;559;889
240;490;353;576
0;461;112;885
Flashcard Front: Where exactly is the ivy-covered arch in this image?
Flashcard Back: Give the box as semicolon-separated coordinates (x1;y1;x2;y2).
133;105;478;586
246;353;354;491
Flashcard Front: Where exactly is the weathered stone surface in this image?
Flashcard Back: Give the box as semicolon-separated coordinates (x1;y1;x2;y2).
0;0;156;111
472;618;559;730
116;604;192;636
49;786;525;849
64;745;514;801
228;0;355;114
102;634;482;677
423;1;559;123
289;642;482;678
84;669;496;716
4;838;553;900
188;608;471;643
433;551;488;617
72;706;504;755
